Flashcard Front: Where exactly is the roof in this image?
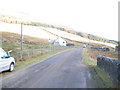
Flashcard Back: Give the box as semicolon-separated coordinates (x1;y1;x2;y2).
55;37;66;42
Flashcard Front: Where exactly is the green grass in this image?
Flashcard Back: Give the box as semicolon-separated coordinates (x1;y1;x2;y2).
1;32;54;60
82;49;97;66
82;48;118;88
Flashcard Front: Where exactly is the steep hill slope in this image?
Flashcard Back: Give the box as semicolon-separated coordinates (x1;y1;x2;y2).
0;21;57;40
0;14;117;48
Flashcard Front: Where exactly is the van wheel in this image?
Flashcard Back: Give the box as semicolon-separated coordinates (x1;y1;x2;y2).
9;63;14;72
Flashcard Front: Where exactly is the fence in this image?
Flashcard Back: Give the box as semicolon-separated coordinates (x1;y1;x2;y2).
10;46;71;61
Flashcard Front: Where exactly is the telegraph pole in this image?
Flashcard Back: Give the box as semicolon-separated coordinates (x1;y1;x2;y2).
48;38;52;51
20;23;23;59
0;32;2;47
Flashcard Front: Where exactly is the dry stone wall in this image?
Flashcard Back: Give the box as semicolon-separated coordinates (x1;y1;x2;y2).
97;56;120;83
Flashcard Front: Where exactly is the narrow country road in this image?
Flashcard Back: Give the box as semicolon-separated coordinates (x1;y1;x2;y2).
2;48;97;88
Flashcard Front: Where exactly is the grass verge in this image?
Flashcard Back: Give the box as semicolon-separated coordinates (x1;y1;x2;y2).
82;48;118;88
1;48;72;76
15;49;69;70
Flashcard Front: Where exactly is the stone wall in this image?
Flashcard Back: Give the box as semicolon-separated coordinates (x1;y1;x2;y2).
97;56;120;83
115;45;120;52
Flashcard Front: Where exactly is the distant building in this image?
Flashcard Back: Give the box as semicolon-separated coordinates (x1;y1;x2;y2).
54;36;66;46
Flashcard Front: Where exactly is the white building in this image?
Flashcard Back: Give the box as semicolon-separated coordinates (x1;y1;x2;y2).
54;36;66;46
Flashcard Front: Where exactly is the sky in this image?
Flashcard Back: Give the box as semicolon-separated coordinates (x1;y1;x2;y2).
0;0;119;41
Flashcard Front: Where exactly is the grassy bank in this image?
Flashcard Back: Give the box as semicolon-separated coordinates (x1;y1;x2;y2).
15;48;71;71
82;48;118;88
87;48;118;60
1;32;74;61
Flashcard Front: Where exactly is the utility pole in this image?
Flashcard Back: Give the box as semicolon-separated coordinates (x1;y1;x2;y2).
48;38;52;51
88;35;90;45
20;23;23;59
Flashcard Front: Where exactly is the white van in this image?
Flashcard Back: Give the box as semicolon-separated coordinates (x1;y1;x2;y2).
0;48;15;73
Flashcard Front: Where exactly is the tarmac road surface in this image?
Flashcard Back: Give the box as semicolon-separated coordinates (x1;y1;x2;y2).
2;48;97;88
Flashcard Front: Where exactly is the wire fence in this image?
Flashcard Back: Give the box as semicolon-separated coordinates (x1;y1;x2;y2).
10;46;71;61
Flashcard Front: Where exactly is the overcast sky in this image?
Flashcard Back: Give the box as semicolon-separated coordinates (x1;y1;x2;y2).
0;0;119;41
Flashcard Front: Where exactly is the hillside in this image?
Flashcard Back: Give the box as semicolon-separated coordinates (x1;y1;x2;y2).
1;32;48;60
0;21;57;40
1;32;73;61
0;14;118;48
